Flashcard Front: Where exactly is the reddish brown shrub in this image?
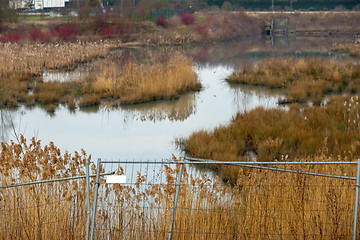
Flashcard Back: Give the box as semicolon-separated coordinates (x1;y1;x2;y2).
0;32;24;43
51;25;79;41
99;26;114;38
155;16;169;28
195;24;209;37
29;28;50;42
180;11;195;25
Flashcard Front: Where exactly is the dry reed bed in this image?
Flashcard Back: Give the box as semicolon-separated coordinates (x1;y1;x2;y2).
227;57;360;104
185;95;360;182
0;43;200;108
333;42;360;57
1;138;358;239
97;156;358;239
91;54;200;105
0;41;112;75
0;135;91;239
0;41;111;108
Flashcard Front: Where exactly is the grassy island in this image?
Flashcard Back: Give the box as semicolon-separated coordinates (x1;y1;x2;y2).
185;95;360;182
227;57;360;105
0;43;200;109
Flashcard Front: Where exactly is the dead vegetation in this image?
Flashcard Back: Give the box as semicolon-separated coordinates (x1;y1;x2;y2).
0;138;357;239
0;42;200;109
227;57;360;105
185;95;360;183
333;41;360;57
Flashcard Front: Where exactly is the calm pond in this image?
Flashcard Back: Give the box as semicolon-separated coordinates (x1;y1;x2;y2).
0;35;354;161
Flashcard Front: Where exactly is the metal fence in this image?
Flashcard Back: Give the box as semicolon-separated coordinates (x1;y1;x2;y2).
89;157;360;240
0;165;113;239
1;157;360;240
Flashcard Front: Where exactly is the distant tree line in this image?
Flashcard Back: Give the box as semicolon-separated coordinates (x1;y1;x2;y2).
101;0;359;13
0;0;358;29
207;0;359;10
0;0;17;30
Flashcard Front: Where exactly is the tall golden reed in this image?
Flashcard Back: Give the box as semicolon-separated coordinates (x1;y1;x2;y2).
1;138;358;239
0;135;91;239
92;53;200;104
0;41;111;75
0;42;200;108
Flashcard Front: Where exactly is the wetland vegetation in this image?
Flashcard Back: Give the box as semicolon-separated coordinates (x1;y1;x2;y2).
0;43;200;110
184;40;360;183
1;4;360;239
227;56;360;104
1;137;357;239
184;95;360;182
333;41;360;57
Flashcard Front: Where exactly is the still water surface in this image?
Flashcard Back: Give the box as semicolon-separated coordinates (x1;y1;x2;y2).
1;35;352;161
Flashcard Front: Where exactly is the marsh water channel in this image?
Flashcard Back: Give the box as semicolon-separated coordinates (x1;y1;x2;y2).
0;35;355;164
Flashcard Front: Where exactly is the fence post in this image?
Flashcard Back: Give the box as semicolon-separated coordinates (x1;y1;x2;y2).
86;158;91;240
168;157;184;240
353;158;360;240
90;158;101;240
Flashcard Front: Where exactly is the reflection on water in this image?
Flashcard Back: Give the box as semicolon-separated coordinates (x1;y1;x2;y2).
2;35;356;160
0;108;29;143
189;35;354;69
1;64;285;160
42;70;86;82
1;110;13;142
121;91;197;122
229;83;288;113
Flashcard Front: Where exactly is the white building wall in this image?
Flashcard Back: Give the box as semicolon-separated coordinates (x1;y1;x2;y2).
43;0;65;8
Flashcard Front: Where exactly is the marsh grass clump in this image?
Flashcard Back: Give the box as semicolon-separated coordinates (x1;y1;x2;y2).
67;95;76;109
0;41;109;109
0;73;32;108
91;54;200;104
185;95;360;183
2;41;112;103
227;57;360;104
78;94;100;108
33;81;67;104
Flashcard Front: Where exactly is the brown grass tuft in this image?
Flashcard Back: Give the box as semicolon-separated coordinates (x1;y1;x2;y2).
227;57;360;104
91;53;200;104
78;94;100;108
